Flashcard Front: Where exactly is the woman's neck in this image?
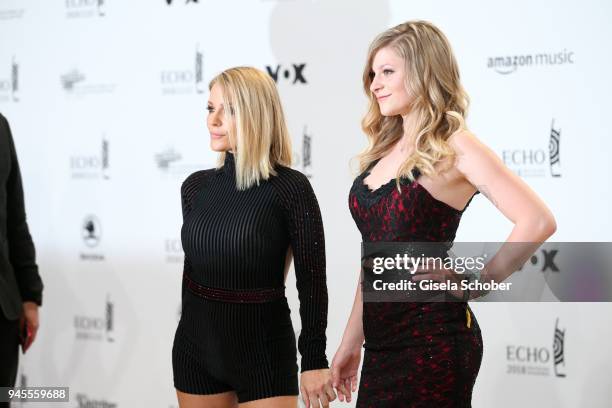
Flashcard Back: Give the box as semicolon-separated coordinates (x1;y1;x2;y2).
399;109;420;152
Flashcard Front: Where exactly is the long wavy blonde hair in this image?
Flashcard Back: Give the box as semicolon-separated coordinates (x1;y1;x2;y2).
210;67;292;190
358;20;469;184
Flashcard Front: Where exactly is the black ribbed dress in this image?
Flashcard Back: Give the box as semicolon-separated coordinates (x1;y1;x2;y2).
172;151;329;403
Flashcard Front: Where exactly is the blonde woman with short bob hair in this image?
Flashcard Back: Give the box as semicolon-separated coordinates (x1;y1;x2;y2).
212;67;292;190
172;67;336;408
331;21;556;406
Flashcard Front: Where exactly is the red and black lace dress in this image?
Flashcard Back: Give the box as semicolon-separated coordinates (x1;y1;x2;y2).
349;159;483;408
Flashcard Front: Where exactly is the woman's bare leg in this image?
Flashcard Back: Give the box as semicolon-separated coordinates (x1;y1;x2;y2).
176;390;239;408
239;396;297;408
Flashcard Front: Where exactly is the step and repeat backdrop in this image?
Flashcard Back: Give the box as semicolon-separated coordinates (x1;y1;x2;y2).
1;0;611;407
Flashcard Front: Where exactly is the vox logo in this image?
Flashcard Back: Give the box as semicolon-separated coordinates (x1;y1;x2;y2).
266;63;307;84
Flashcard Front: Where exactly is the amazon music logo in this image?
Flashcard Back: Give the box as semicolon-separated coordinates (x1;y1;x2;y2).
266;63;307;85
160;44;204;95
505;318;567;377
487;49;574;75
65;0;106;19
0;56;19;103
74;294;115;342
502;119;562;178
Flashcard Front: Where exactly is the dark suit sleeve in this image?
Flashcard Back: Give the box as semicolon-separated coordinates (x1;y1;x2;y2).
2;115;43;306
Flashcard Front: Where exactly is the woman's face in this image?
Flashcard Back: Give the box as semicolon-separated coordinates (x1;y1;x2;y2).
207;82;234;152
370;46;412;116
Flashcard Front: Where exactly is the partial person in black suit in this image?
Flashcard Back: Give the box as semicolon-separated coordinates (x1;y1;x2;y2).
0;113;43;408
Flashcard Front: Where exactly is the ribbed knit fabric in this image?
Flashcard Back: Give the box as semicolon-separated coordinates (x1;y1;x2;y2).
172;151;329;402
173;291;299;401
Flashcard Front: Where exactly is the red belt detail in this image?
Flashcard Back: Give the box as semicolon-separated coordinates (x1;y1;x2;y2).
183;274;285;303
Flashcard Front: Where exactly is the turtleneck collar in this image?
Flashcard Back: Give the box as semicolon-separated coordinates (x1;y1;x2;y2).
223;151;236;176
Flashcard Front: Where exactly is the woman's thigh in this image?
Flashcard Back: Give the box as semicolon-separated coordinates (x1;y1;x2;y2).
176;389;238;408
239;396;297;408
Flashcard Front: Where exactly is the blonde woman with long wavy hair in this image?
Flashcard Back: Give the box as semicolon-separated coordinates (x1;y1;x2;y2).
330;21;556;406
172;67;336;408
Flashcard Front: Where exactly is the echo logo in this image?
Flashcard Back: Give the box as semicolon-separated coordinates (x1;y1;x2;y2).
507;346;550;364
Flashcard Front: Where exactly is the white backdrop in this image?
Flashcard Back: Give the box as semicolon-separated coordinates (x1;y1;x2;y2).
1;0;612;407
